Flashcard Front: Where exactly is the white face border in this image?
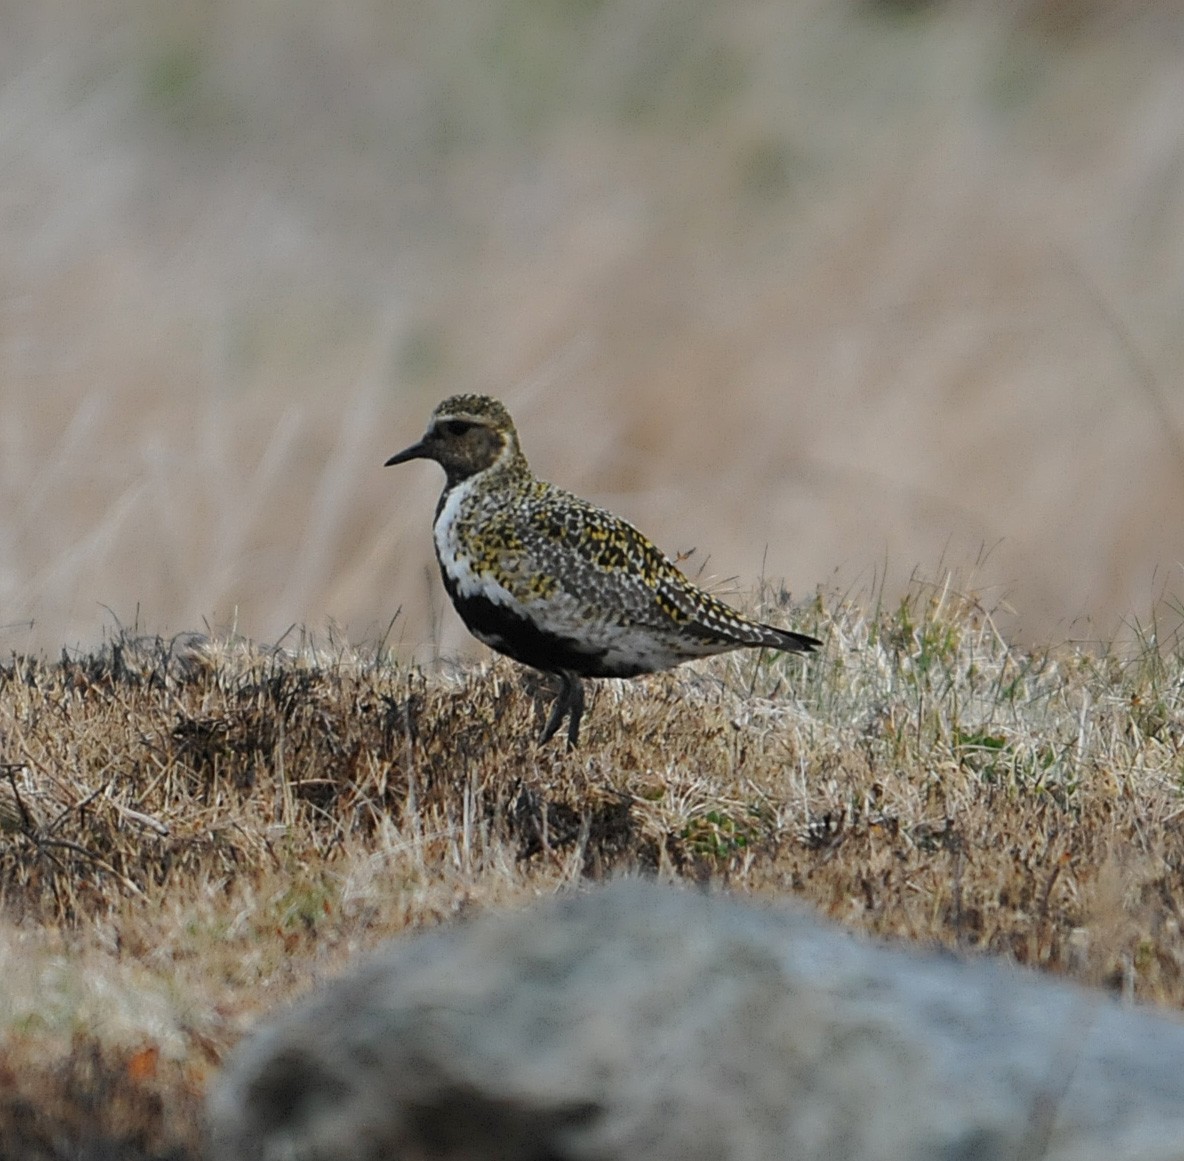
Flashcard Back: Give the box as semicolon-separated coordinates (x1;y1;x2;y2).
432;477;513;604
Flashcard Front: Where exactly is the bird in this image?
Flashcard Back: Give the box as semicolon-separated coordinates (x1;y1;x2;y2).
385;395;820;748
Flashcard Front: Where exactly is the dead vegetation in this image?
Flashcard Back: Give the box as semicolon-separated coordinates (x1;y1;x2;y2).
5;1;1184;654
0;577;1182;1157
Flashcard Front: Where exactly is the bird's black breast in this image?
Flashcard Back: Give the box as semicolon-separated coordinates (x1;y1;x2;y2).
443;580;652;679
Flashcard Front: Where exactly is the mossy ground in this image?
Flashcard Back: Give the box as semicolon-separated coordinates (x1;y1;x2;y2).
1;578;1182;1157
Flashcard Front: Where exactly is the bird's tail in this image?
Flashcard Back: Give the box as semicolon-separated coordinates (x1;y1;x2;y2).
759;624;821;654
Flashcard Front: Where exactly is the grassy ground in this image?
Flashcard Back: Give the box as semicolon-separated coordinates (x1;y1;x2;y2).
5;4;1184;1155
1;576;1182;1157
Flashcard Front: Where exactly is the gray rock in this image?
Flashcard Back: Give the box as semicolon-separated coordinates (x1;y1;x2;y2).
206;882;1184;1161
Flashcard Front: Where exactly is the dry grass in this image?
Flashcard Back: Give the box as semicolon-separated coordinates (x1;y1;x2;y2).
3;0;1184;657
1;575;1183;1157
4;2;1184;1153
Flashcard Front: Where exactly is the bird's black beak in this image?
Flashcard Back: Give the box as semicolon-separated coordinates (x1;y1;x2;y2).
384;439;429;467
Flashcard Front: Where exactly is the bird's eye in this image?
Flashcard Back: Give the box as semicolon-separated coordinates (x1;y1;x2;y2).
441;419;473;437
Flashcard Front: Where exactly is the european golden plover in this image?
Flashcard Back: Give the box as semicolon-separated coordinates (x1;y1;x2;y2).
386;395;820;747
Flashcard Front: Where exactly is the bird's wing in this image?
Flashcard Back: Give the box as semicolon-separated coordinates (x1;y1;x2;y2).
508;489;765;642
482;489;676;623
514;488;821;652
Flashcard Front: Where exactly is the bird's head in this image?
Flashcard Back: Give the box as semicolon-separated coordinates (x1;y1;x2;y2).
385;395;525;486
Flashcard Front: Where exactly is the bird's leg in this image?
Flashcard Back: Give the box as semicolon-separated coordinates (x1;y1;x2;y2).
539;670;584;749
565;674;585;749
538;671;572;746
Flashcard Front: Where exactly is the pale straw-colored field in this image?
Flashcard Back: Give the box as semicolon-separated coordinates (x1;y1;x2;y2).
1;1;1182;660
3;6;1184;1154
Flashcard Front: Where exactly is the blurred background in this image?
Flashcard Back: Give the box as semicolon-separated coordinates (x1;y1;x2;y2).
2;0;1183;658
